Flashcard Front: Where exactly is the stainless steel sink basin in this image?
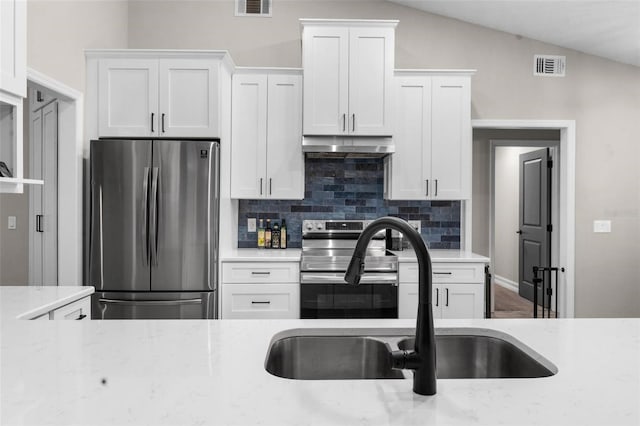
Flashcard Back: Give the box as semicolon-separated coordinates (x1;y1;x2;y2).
265;328;557;380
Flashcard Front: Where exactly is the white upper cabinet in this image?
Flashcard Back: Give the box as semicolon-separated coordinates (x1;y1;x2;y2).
231;69;303;200
94;52;228;138
0;0;26;98
385;71;474;201
301;20;396;136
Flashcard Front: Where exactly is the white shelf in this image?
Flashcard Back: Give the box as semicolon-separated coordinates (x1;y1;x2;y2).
0;177;44;185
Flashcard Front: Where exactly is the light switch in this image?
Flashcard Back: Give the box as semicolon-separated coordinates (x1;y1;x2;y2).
593;220;611;233
247;218;257;232
8;216;16;230
408;220;421;234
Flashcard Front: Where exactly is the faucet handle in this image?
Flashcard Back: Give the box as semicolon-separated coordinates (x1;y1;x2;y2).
344;255;365;285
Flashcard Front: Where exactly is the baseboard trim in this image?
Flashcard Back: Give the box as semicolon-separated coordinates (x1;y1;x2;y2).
494;275;519;293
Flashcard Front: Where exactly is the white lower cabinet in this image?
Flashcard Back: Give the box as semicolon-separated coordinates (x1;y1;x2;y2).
398;262;484;319
32;296;92;320
221;262;300;319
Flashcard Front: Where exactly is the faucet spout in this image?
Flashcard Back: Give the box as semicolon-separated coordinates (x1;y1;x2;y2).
344;216;437;395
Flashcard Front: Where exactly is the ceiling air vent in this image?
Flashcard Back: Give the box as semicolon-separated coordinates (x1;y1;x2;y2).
235;0;271;16
534;55;566;77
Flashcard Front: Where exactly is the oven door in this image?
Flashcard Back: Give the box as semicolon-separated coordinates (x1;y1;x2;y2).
300;273;398;319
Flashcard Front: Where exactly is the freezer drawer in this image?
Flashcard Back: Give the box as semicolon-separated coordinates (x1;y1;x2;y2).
92;291;216;319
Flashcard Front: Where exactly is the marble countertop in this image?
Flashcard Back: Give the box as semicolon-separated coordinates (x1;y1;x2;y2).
221;248;489;263
0;286;95;320
2;317;638;425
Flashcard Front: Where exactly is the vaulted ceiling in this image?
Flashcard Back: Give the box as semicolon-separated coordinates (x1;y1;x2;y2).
389;0;640;67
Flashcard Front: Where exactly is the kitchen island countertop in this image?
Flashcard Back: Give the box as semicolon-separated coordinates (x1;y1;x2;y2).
2;316;638;425
0;286;94;321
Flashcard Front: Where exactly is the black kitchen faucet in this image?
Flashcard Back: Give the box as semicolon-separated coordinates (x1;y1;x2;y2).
344;216;437;395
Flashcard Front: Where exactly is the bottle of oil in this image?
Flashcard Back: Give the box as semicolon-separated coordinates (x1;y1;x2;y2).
257;219;265;248
280;219;287;249
271;222;281;249
265;219;272;249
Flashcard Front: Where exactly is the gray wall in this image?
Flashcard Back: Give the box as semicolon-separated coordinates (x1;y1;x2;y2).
22;0;640;317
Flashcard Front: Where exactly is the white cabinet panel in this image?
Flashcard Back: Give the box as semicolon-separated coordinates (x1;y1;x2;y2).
441;284;483;319
431;77;471;200
348;26;393;135
98;59;158;137
399;283;418;319
222;262;299;284
231;70;303;200
222;283;299;319
49;297;91;320
302;26;349;135
0;0;26;97
159;59;218;137
231;74;267;198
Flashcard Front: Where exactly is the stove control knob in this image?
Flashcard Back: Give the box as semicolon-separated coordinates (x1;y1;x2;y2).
306;223;314;230
316;223;324;230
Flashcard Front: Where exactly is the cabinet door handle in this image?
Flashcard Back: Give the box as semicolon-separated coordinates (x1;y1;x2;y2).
269;178;272;195
435;179;438;197
435;288;439;306
76;314;87;320
151;113;155;133
251;271;271;275
434;272;452;275
342;114;346;132
161;113;166;133
426;180;429;197
36;215;43;232
352;114;355;132
259;178;263;195
446;288;449;307
251;301;271;305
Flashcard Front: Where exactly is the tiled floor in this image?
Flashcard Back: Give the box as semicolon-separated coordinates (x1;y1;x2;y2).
492;284;556;318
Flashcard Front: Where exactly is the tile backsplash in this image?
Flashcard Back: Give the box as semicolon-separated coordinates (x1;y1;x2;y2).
237;158;461;249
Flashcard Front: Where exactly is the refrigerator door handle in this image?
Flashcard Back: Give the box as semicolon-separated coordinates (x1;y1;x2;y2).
149;167;160;267
98;298;202;306
142;167;150;266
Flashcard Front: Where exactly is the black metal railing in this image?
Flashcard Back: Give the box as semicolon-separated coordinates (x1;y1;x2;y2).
532;266;563;318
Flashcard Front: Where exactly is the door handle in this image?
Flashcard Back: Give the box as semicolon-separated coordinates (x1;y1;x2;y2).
269;178;272;195
426;180;429;197
259;178;263;195
446;288;449;307
151;113;155;133
149;167;159;266
516;230;523;235
142;167;150;266
76;314;87;320
433;272;452;275
251;301;271;305
352;114;355;132
99;298;202;306
161;113;166;133
435;288;439;306
342;114;346;132
435;179;438;197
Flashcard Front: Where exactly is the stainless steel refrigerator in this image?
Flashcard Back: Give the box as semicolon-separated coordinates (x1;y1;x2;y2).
88;139;220;319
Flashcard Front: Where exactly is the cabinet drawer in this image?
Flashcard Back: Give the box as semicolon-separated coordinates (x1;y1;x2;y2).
49;297;91;320
399;262;484;284
222;262;299;284
222;284;299;319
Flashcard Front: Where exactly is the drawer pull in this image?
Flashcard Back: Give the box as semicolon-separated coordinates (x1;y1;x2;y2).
433;272;453;275
76;314;87;320
251;301;271;305
251;271;271;276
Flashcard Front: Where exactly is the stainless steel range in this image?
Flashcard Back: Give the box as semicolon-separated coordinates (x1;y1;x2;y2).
300;220;399;319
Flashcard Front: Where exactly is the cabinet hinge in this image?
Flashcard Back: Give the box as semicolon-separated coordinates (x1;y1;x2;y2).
547;224;553;232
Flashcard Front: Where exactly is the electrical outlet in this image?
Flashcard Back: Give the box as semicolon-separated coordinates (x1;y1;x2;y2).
593;220;611;233
247;218;256;232
7;216;16;230
408;220;421;234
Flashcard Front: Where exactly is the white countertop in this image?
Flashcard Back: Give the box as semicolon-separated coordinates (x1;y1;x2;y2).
2;317;638;425
221;248;489;263
0;286;95;320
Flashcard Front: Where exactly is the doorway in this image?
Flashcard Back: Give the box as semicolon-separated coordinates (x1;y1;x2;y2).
491;142;559;317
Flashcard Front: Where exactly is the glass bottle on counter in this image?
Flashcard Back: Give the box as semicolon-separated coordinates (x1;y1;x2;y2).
280;219;287;249
257;219;265;248
271;222;281;249
265;219;272;249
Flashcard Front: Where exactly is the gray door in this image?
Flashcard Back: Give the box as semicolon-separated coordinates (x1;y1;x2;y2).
518;148;552;303
150;140;219;292
89;139;152;291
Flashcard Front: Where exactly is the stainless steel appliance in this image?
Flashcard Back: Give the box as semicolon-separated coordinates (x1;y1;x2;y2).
88;138;220;319
300;220;398;319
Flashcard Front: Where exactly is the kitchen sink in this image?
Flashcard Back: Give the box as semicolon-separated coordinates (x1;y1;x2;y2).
265;328;557;380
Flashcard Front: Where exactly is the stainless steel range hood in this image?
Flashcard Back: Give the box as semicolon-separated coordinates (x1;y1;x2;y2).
302;136;394;158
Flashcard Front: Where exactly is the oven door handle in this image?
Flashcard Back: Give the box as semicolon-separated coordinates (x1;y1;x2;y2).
300;273;398;286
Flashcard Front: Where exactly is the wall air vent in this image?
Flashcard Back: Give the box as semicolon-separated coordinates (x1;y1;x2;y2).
235;0;271;16
534;55;566;77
